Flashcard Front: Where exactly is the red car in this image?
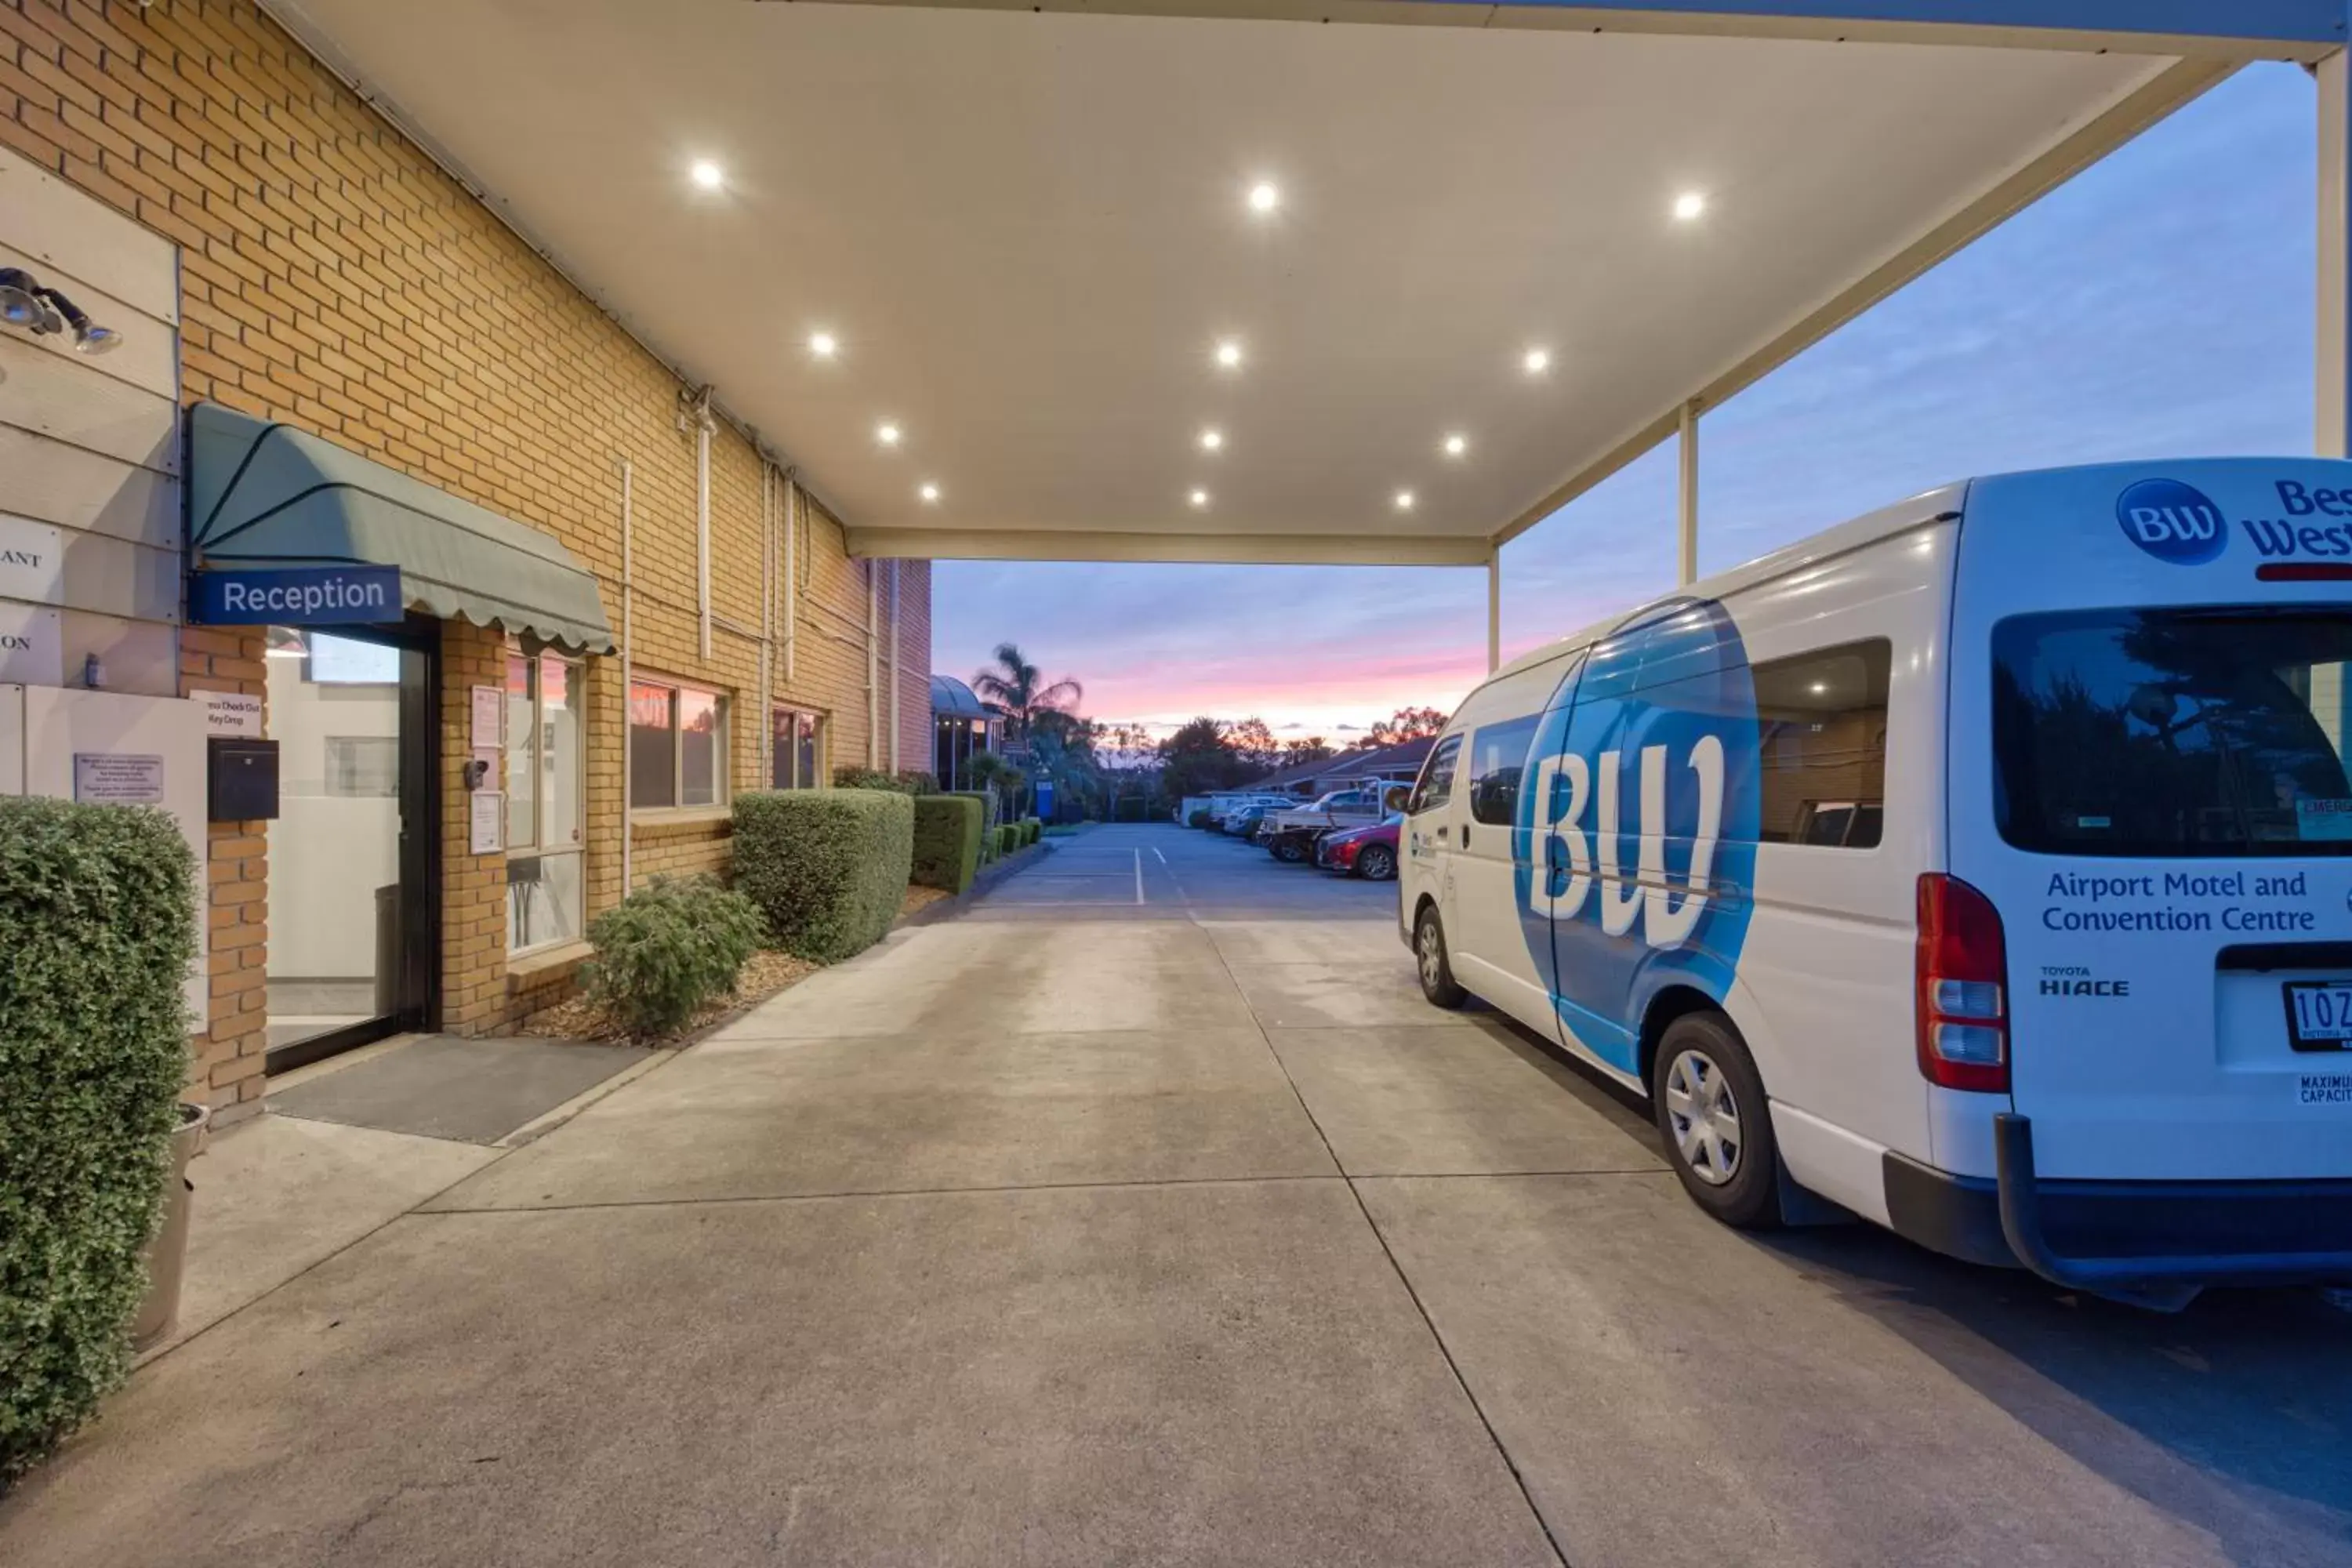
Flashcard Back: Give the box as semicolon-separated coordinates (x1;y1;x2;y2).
1316;812;1400;881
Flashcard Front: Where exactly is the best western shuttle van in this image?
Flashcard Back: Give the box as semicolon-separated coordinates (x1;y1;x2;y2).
1402;460;2352;1306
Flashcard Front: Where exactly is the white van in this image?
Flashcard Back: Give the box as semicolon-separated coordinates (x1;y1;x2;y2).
1401;460;2352;1305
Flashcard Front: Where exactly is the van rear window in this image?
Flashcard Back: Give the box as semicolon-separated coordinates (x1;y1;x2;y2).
1992;608;2352;857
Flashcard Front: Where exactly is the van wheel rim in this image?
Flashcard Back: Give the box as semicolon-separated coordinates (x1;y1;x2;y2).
1663;1048;1741;1185
1417;921;1443;988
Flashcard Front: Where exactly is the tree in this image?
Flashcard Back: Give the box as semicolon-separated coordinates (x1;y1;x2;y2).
1229;717;1279;774
1281;736;1334;766
1367;706;1448;746
972;642;1083;746
1157;717;1249;800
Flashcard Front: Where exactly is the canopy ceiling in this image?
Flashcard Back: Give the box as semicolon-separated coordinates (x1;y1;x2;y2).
263;0;2307;564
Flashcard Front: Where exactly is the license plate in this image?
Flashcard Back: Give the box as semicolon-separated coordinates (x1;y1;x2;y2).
2283;981;2352;1051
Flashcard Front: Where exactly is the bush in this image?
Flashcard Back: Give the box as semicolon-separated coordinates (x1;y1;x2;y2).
911;794;984;894
2;798;196;1486
1187;808;1211;828
735;789;915;961
1022;818;1042;845
994;823;1019;857
951;787;1000;830
833;768;938;795
582;876;764;1040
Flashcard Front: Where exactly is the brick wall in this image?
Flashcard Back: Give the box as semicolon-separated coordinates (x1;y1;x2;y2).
180;625;268;1112
0;0;928;1067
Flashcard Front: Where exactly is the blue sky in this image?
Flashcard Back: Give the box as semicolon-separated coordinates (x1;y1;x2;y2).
935;64;2317;739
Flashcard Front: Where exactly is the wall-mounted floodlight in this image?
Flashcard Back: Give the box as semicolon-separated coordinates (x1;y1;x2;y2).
0;267;120;354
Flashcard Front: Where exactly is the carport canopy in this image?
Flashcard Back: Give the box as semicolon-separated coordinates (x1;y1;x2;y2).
264;0;2350;579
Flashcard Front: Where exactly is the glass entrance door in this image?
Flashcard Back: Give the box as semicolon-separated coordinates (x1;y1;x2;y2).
262;622;437;1071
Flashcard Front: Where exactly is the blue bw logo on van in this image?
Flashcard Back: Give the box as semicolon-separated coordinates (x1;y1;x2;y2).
2116;477;2227;566
1512;598;1762;1074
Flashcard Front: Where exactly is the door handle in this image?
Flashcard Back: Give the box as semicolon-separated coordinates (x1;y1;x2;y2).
1460;826;1472;851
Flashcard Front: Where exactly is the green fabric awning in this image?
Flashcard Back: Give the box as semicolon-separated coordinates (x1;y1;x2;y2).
187;402;615;653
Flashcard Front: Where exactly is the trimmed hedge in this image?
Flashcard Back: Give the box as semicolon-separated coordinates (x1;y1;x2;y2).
994;822;1019;858
1020;818;1041;846
735;789;914;961
2;798;196;1486
583;876;764;1039
833;767;939;795
911;794;985;894
950;787;1000;830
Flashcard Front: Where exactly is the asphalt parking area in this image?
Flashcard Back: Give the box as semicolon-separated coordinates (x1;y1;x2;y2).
4;824;2345;1567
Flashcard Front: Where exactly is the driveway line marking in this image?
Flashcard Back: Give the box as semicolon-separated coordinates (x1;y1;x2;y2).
1152;846;1167;864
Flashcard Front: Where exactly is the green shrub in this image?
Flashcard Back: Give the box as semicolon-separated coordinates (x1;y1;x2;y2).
582;876;764;1040
833;768;938;795
995;823;1019;857
950;787;1000;830
1187;808;1211;828
735;789;915;961
911;794;984;894
1022;818;1041;846
1;798;196;1486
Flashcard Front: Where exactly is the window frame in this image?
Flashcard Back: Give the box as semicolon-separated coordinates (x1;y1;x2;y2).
629;673;731;815
770;704;829;790
506;643;587;956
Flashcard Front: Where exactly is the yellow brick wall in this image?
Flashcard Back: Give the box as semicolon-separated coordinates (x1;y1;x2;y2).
0;0;927;1069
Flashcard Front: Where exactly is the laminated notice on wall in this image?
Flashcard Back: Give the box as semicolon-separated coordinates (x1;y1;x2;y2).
74;753;165;804
470;789;505;856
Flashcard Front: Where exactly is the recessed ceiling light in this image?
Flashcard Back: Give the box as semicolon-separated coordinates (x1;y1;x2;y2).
1189;488;1210;508
1674;191;1708;221
919;483;941;503
877;422;902;446
1215;340;1244;368
1523;348;1552;376
1247;181;1280;214
1200;428;1224;452
690;160;724;191
1809;682;1828;695
1394;490;1415;511
809;331;838;359
1443;434;1468;457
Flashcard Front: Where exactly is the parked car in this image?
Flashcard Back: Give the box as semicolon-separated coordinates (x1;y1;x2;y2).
1222;801;1281;837
1318;812;1401;880
1400;457;2352;1307
1262;788;1390;863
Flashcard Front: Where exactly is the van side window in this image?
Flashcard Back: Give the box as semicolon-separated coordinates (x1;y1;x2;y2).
1468;717;1541;826
1752;640;1891;849
1407;735;1463;815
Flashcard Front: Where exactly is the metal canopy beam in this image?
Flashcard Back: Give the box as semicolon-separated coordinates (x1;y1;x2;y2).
846;528;1492;567
780;0;2344;60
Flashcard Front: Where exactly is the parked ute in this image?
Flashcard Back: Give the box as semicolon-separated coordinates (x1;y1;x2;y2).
1399;459;2352;1308
1319;812;1402;880
1262;788;1390;862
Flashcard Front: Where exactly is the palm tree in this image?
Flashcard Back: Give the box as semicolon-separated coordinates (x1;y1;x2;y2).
972;642;1083;746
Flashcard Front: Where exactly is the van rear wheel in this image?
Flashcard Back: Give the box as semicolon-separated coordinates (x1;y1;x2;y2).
1651;1012;1780;1229
1414;906;1468;1010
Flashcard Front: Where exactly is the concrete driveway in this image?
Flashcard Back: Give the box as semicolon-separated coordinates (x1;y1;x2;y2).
4;824;2347;1566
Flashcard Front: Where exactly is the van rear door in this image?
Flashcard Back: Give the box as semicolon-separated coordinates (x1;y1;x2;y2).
1951;462;2352;1182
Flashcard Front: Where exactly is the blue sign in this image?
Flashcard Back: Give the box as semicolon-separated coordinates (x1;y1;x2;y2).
190;565;402;625
1513;597;1761;1075
2116;478;2227;566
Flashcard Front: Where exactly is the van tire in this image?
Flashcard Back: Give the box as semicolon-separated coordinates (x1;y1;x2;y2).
1414;906;1468;1010
1650;1012;1781;1229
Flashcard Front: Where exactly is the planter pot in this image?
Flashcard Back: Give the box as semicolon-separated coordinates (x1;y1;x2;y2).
130;1102;211;1352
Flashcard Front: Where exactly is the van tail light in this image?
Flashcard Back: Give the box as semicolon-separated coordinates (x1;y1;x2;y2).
1915;874;2009;1094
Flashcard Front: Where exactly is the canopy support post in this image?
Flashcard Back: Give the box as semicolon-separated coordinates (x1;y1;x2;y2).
1486;547;1501;674
1678;400;1700;587
2322;49;2351;458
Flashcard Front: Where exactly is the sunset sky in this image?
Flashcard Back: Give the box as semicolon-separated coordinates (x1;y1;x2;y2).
935;65;2316;742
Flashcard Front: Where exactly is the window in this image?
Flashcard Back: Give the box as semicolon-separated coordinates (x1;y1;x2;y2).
1406;735;1463;815
1468;717;1541;826
630;677;729;811
1752;641;1891;849
1993;608;2352;858
323;735;398;797
771;706;826;789
507;648;586;954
